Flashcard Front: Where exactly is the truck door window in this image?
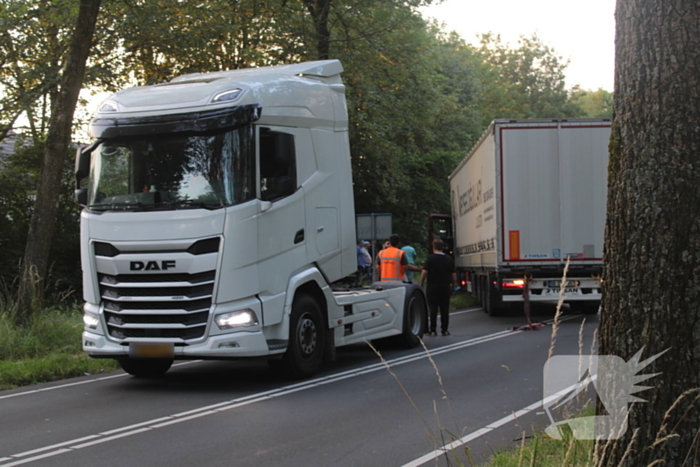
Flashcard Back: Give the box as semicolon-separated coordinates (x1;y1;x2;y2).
259;128;297;202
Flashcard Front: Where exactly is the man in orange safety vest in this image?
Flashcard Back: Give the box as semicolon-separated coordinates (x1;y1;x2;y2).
377;234;421;282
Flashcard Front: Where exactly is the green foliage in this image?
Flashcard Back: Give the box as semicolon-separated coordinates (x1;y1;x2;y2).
449;291;477;311
0;355;117;390
482;429;594;467
0;305;118;389
570;88;613;118
478;405;596;467
0;137;82;301
474;33;585;127
0;0;112;139
335;13;482;243
108;0;299;84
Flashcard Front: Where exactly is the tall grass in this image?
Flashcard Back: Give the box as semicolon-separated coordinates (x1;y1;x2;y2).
0;305;118;390
483;426;594;467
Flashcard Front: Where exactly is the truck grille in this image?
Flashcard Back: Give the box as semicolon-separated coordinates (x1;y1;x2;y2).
99;271;215;341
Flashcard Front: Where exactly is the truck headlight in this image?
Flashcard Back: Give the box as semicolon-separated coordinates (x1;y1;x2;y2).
83;312;99;329
215;309;259;329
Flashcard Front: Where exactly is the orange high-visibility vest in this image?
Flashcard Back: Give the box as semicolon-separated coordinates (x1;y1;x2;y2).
378;247;405;281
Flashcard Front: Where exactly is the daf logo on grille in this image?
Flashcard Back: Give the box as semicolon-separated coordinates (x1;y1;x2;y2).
130;260;176;271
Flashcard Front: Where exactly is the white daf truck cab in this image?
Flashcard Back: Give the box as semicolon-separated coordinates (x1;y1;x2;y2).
75;60;426;378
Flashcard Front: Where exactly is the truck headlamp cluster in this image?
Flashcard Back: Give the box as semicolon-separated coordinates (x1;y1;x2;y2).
212;88;244;104
215;309;259;329
98;100;120;112
83;312;99;329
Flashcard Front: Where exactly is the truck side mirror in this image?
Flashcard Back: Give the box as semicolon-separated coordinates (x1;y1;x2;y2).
74;144;96;206
75;146;90;183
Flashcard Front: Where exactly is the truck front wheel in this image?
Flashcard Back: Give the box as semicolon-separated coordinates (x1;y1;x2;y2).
118;358;173;377
281;294;326;379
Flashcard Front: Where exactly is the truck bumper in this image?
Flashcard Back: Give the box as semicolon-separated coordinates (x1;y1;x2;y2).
502;294;601;303
82;330;276;359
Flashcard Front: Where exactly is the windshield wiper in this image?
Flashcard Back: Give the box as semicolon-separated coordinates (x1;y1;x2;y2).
88;202;146;211
159;200;224;210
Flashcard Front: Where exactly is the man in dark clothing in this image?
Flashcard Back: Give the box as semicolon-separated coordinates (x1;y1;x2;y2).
420;240;457;336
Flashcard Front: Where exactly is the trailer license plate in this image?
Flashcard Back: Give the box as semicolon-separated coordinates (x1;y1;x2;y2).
545;280;578;287
129;342;174;358
544;287;580;295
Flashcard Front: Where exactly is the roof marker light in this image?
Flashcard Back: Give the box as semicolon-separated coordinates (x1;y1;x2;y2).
98;100;119;112
212;88;244;104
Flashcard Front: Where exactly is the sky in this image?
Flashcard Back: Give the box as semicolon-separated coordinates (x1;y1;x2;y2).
419;0;616;91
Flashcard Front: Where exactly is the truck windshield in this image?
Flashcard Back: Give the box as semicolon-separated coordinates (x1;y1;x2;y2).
87;125;255;211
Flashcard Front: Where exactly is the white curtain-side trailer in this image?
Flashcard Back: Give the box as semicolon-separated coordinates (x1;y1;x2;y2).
444;119;610;316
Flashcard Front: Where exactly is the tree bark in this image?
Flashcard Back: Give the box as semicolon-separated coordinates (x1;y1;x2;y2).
597;0;700;465
17;0;102;323
301;0;332;60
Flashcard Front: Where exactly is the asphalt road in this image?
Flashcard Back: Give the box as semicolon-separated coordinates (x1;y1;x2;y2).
0;304;598;467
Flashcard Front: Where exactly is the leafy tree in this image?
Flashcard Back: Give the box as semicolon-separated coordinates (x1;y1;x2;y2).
17;0;102;322
0;139;82;303
474;33;584;127
326;4;478;243
0;0;77;142
107;0;303;84
597;0;700;465
570;87;613;118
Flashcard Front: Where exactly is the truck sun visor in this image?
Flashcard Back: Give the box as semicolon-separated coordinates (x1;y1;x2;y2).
89;104;262;139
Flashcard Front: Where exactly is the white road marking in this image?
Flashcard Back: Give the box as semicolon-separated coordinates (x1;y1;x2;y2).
401;378;590;466
0;361;201;401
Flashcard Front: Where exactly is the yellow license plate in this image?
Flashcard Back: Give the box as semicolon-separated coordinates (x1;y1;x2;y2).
129;343;174;358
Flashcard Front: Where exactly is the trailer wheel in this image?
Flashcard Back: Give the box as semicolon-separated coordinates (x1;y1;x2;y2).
399;289;426;348
281;294;325;379
118;358;173;377
472;274;480;302
570;302;600;315
484;278;504;317
478;276;487;312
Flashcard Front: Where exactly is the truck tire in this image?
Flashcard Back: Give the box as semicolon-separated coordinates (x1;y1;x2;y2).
484;278;505;317
472;274;480;302
478;276;487;312
281;294;326;379
118;358;173;377
399;288;427;348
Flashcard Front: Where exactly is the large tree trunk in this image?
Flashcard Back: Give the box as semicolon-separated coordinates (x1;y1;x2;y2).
301;0;332;60
596;0;700;465
16;0;102;323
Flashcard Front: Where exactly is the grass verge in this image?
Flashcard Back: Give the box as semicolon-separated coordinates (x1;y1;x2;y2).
0;307;118;390
450;291;479;311
481;407;596;467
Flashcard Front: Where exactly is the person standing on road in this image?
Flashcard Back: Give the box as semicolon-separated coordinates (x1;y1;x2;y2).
401;241;417;282
420;239;457;336
362;241;372;282
356;239;366;279
377;234;420;282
